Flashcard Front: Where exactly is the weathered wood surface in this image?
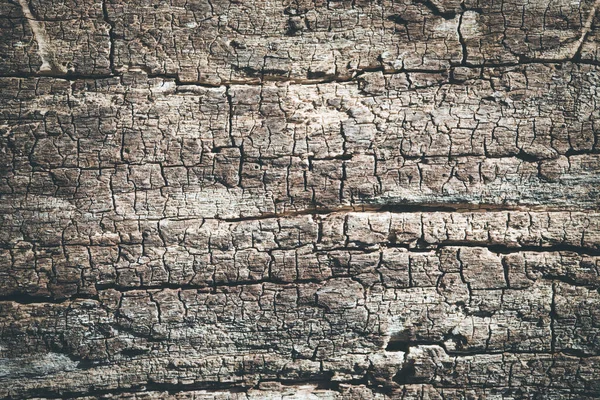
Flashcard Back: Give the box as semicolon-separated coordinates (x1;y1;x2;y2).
1;0;600;398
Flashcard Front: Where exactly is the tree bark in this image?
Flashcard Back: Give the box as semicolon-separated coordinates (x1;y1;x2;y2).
1;0;600;398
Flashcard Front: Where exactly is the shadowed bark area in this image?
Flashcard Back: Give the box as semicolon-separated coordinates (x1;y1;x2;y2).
1;0;600;398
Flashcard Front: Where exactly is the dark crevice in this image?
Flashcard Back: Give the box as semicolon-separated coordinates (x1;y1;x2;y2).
413;0;457;19
386;339;410;352
457;9;468;65
564;147;600;157
119;348;150;357
386;339;441;353
0;292;98;304
225;86;235;148
392;359;419;384
514;150;542;163
538;273;600;289
387;14;410;32
559;347;598;358
464;243;600;257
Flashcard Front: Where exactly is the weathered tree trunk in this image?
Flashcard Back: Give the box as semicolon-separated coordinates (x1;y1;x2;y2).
1;0;600;398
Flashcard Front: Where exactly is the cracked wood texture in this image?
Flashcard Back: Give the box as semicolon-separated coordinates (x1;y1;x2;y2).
1;0;600;398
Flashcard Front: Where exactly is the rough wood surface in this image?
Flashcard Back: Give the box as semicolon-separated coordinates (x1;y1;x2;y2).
1;0;600;398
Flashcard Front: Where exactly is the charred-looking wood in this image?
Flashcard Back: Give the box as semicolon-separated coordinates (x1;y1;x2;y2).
1;0;600;398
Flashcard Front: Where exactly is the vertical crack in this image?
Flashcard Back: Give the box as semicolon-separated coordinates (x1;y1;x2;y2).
225;85;235;147
102;0;116;74
457;8;468;66
550;281;557;353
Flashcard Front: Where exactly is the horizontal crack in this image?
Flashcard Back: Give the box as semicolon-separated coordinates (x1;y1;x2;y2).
0;276;344;305
434;242;600;257
0;292;99;305
0;59;599;86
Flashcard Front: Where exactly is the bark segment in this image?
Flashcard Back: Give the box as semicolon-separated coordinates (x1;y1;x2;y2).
1;0;599;398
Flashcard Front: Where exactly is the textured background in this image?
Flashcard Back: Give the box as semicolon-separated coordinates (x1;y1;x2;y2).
1;0;600;398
